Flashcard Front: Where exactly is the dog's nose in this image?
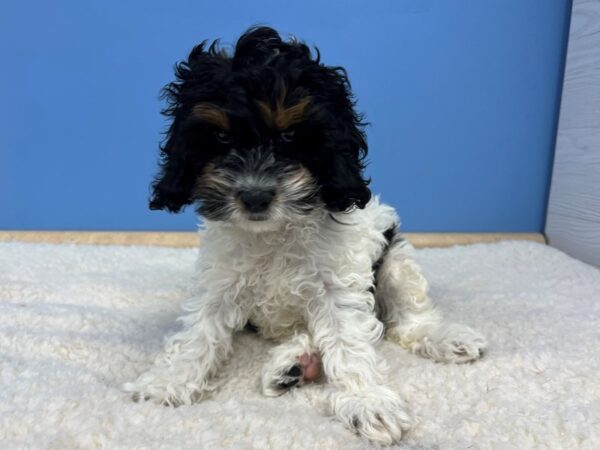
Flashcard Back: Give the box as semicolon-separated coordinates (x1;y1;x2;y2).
239;190;275;213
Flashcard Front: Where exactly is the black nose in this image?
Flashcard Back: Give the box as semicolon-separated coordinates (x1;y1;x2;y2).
239;190;275;213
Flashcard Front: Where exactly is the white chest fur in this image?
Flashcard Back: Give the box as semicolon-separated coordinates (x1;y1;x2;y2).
193;198;398;339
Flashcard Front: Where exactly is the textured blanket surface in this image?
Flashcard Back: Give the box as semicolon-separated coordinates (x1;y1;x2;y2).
0;241;599;449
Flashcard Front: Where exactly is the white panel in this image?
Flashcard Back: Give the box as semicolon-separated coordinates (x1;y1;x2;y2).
546;0;600;267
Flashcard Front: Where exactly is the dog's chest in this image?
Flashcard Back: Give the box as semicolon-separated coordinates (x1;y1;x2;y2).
241;240;320;338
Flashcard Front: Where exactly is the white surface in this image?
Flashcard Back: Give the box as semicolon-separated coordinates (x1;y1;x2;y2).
0;241;599;449
546;0;600;267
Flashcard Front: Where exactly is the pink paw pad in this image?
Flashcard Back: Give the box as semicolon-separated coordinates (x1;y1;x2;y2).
298;353;321;382
276;352;321;391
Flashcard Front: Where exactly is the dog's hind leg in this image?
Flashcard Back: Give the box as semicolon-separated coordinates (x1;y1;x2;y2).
375;237;487;363
261;332;321;397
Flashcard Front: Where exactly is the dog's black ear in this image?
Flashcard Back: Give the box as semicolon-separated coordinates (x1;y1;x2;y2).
315;67;371;212
320;153;371;212
150;42;227;213
149;125;197;213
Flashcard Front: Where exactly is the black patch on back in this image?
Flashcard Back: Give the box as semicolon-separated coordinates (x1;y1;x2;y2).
244;321;259;333
382;226;396;243
370;224;397;293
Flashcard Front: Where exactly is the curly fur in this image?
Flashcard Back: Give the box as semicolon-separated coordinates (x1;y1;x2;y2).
123;27;487;446
150;26;370;215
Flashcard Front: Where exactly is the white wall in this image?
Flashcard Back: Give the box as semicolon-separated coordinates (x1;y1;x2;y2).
546;0;600;268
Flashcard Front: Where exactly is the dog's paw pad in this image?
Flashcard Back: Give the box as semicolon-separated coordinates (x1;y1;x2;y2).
297;352;321;382
276;353;321;390
263;352;321;396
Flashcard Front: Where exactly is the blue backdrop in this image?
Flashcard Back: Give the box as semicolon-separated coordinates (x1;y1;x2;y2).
0;0;571;231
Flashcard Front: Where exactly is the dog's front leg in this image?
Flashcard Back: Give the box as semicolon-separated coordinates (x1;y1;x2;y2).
123;274;245;406
308;285;412;445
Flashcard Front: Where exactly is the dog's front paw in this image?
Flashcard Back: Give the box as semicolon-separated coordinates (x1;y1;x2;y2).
122;370;204;407
332;386;413;445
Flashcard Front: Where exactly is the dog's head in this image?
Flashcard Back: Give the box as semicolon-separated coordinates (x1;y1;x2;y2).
150;27;371;231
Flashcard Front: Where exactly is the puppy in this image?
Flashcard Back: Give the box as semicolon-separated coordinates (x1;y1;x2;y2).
123;27;486;445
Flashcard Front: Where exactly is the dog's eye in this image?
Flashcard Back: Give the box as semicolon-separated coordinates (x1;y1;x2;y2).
215;130;233;144
280;130;295;143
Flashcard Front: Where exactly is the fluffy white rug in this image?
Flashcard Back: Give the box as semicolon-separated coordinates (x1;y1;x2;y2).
0;240;599;449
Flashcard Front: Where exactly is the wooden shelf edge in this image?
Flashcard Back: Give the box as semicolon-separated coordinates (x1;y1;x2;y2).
0;231;546;248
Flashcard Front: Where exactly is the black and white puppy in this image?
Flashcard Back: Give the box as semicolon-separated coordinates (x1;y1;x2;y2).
123;27;486;445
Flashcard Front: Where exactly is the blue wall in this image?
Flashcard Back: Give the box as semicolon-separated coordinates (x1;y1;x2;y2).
0;0;571;231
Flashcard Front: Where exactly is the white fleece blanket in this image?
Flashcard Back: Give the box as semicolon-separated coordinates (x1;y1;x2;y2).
0;241;599;449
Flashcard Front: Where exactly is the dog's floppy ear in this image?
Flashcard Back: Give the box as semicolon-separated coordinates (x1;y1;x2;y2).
149;123;196;213
320;153;371;212
316;67;371;212
150;42;227;213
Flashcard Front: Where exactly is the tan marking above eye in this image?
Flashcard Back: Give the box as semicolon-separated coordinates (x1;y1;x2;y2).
192;103;230;130
257;95;312;130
